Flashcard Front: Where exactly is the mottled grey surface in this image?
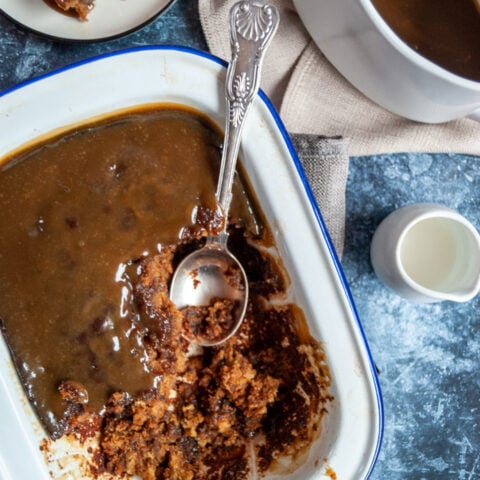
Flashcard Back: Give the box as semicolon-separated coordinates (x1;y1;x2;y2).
1;3;479;479
345;155;480;480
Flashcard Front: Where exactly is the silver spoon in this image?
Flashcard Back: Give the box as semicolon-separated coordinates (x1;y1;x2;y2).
169;1;279;347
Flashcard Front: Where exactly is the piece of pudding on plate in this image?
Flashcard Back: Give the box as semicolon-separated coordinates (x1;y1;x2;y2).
53;0;95;20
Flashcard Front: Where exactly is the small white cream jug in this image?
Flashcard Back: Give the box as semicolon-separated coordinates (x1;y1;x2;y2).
370;203;480;303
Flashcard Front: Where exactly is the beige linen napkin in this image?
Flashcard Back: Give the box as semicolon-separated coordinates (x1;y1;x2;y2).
199;0;480;255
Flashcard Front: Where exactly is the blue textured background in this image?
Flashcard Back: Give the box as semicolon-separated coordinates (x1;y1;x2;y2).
1;1;479;478
345;155;480;479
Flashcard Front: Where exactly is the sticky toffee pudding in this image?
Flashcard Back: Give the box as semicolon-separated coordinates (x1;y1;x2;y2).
0;105;331;479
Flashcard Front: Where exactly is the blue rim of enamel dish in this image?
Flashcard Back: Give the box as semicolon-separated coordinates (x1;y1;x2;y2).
0;44;384;479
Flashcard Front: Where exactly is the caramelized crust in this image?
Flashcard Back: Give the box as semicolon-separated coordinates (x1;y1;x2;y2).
60;230;332;480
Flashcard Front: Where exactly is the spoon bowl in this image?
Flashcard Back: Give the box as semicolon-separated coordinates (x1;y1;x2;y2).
170;237;249;346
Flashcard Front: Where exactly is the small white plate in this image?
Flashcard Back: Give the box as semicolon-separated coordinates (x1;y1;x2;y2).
0;46;383;480
0;0;176;42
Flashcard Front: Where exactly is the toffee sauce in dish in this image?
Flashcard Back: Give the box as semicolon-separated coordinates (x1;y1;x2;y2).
0;104;331;479
0;105;252;436
372;0;480;82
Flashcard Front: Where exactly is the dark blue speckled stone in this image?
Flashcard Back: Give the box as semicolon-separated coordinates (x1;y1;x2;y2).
345;154;480;479
1;2;479;478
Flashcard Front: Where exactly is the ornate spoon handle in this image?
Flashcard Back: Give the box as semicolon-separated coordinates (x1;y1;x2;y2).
215;1;279;225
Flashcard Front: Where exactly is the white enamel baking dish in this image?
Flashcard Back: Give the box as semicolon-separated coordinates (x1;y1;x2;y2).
0;46;383;480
